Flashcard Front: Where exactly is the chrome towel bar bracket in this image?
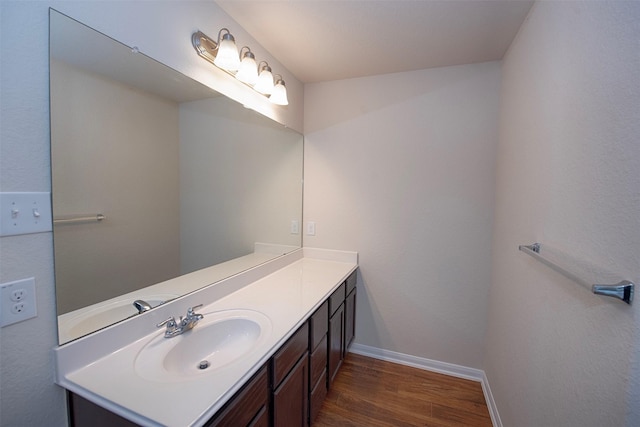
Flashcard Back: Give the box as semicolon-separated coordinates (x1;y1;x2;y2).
519;243;634;305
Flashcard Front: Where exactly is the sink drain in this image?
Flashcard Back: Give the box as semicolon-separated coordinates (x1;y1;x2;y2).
198;360;210;370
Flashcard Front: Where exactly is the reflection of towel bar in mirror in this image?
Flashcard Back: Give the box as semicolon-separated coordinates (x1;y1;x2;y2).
53;214;106;225
519;243;634;305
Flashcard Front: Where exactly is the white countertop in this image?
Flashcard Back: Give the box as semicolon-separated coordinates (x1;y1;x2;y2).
54;248;357;427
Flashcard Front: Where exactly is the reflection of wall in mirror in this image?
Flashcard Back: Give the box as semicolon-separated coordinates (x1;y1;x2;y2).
179;98;303;274
51;59;181;314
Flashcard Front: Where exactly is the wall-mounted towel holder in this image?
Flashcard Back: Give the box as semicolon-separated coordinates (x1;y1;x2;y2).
519;243;634;305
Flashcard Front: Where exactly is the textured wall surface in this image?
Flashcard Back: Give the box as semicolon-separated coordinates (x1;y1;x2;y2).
304;61;501;369
483;2;640;426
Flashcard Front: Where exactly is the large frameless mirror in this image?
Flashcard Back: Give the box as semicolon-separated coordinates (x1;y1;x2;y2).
50;10;303;344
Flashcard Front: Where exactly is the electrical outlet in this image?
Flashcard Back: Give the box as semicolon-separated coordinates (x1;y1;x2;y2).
10;289;26;302
1;278;37;327
290;220;300;234
12;302;26;314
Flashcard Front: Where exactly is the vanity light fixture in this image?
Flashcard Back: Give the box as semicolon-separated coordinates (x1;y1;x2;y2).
192;29;288;106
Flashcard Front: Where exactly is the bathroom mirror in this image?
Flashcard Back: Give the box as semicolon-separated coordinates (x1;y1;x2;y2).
50;10;303;344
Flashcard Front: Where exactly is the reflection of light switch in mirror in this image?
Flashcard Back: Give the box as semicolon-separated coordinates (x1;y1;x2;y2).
306;221;316;236
290;220;299;234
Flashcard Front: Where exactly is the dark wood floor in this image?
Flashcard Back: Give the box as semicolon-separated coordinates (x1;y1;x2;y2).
313;353;493;427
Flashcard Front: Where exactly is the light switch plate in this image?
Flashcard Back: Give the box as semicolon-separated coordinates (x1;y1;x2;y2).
0;192;52;237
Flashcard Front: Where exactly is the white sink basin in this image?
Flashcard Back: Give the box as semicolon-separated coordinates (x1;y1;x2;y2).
134;309;272;382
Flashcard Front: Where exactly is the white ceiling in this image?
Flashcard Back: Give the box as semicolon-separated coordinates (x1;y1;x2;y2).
216;0;535;83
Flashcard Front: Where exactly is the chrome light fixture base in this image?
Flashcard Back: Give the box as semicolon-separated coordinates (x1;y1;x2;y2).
192;31;221;66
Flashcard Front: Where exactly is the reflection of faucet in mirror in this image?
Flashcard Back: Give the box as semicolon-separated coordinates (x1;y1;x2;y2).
157;305;204;338
133;300;152;314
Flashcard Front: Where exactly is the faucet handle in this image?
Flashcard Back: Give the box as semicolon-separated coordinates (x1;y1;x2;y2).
157;317;177;328
187;304;203;316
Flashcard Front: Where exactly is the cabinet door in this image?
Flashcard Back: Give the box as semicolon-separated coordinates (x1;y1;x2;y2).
328;303;344;387
344;288;356;354
273;352;309;427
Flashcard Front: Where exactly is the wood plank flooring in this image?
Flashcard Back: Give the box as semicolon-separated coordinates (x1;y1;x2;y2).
313;353;493;427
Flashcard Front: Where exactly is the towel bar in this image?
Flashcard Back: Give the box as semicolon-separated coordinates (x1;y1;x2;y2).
519;243;634;305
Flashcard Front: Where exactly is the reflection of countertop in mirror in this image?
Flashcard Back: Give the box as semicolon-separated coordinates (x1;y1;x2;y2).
58;245;297;344
54;248;357;427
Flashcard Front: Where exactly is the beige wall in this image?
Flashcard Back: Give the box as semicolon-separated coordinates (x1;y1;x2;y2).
484;2;640;426
304;61;501;369
51;60;181;313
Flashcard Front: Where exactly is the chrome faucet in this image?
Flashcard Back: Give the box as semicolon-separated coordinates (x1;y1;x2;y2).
157;304;204;338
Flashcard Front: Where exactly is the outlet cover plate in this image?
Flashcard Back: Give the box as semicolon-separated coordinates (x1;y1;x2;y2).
1;278;37;327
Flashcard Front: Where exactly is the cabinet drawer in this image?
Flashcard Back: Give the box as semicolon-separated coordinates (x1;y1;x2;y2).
309;301;328;350
206;365;269;427
310;334;327;386
272;322;309;387
329;283;345;316
345;270;356;295
309;369;327;424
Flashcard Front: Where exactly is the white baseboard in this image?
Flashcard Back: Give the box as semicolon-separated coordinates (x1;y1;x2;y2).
481;371;503;427
348;343;502;427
